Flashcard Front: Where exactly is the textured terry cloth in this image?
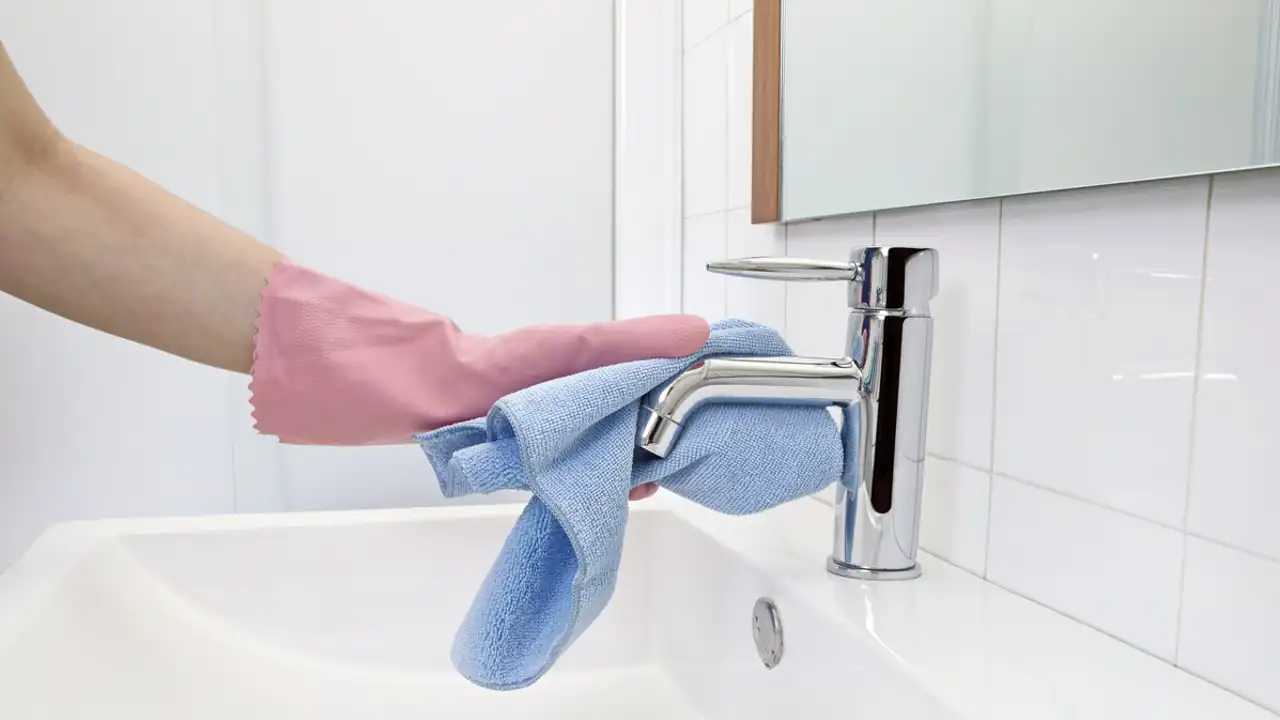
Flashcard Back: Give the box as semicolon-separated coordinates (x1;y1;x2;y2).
416;319;842;690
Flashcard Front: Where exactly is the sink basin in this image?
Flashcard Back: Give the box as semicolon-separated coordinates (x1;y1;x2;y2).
0;496;1270;719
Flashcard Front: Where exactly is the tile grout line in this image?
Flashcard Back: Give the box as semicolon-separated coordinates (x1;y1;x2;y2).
986;572;1272;712
993;471;1184;534
720;212;729;317
207;0;240;514
682;9;739;55
1173;174;1217;666
677;0;687;315
781;224;789;335
1180;174;1217;531
684;206;745;221
922;550;985;579
981;574;1182;667
610;0;620;322
783;212;791;343
1189;530;1280;567
992;466;1280;569
925;452;992;475
982;198;1005;579
721;5;731;319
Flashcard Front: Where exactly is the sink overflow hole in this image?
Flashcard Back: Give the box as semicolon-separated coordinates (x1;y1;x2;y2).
751;597;784;669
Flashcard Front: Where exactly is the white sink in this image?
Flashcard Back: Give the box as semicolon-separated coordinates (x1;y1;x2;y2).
0;496;1270;719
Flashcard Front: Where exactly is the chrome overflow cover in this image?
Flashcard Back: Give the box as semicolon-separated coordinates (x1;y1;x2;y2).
751;597;785;669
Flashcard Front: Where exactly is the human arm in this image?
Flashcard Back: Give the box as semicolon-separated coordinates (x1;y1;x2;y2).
0;42;708;464
0;41;281;374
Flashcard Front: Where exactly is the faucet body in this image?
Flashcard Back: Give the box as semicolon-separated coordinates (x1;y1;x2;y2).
636;247;938;580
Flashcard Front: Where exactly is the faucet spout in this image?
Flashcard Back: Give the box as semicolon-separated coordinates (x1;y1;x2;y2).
635;246;937;581
636;356;862;458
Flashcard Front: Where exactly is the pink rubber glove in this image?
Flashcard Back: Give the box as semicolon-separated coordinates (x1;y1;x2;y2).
250;260;710;449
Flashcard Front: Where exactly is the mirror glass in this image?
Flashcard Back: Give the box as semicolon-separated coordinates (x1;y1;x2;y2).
781;0;1280;220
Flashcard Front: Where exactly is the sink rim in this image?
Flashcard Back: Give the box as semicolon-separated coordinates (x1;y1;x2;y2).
0;497;1272;719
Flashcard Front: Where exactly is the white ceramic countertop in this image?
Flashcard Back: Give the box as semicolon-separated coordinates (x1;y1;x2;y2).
0;495;1270;718
663;496;1274;719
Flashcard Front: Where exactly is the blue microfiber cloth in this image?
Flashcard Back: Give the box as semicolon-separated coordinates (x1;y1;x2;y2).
415;319;842;690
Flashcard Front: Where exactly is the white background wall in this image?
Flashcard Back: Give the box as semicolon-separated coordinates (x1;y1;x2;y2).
0;0;238;570
684;0;1280;713
0;0;615;567
262;0;614;513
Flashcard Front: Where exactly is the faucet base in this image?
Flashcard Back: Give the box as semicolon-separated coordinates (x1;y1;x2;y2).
826;557;922;582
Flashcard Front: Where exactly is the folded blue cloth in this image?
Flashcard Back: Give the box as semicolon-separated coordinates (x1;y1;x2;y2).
415;319;842;690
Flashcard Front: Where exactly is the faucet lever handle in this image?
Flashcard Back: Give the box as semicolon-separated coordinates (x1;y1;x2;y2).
706;257;860;282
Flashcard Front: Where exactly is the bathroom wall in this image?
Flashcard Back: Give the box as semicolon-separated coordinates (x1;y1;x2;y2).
260;0;615;513
0;0;239;570
682;1;1280;713
0;0;615;567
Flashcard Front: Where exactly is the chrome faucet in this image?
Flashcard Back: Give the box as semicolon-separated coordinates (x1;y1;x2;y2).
636;247;938;581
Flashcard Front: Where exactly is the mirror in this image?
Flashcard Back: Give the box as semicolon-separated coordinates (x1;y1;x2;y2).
758;0;1280;221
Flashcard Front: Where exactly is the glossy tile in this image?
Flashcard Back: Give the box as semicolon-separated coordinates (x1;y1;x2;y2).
783;215;873;357
726;13;752;209
682;30;728;217
1189;168;1280;561
683;0;729;49
878;201;1000;468
919;457;991;577
729;0;753;19
1177;537;1280;714
987;477;1185;660
725;209;786;330
683;213;728;321
995;178;1209;527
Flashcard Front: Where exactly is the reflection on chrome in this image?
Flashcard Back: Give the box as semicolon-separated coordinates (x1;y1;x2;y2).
636;247;939;581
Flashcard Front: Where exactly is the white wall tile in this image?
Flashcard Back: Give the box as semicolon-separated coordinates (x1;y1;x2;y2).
1178;537;1280;714
726;14;753;209
1189;169;1280;561
729;0;753;19
724;209;786;329
783;215;873;356
995;178;1208;527
684;213;729;321
919;458;991;577
878;201;1000;468
683;30;728;217
683;0;729;49
987;477;1185;660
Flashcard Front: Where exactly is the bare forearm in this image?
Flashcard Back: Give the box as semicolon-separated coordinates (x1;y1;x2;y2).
0;146;282;372
0;44;281;373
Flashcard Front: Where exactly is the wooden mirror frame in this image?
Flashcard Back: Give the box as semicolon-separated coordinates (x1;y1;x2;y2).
751;0;783;224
